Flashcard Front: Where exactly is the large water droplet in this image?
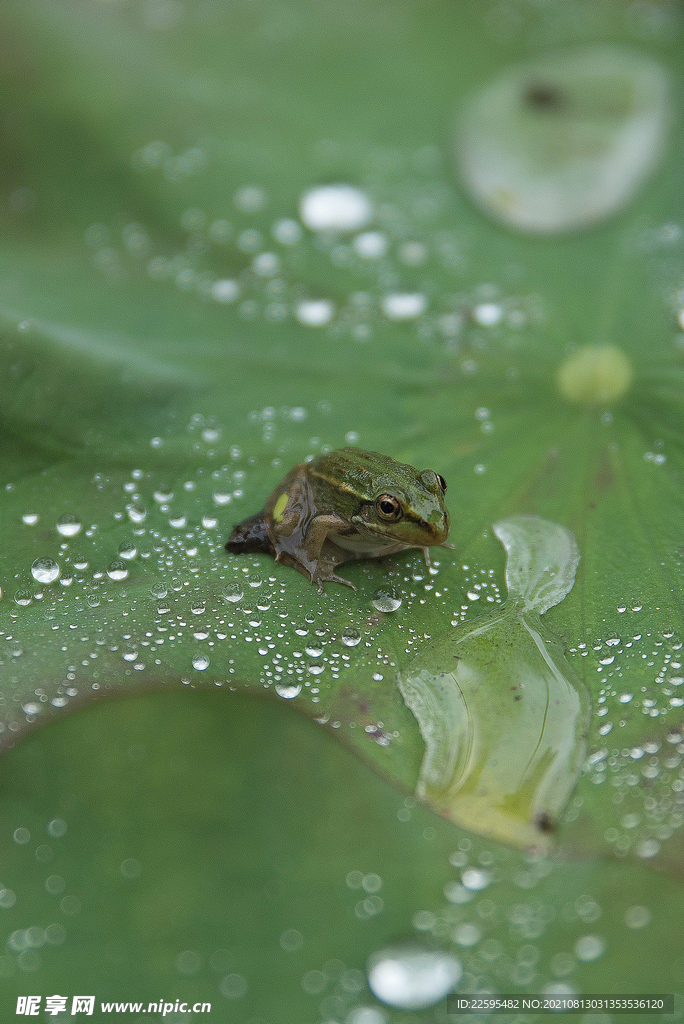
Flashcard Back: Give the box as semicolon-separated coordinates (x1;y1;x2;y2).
372;589;403;613
367;944;462;1010
106;560;129;581
31;558;60;584
275;682;302;699
300;184;373;232
456;45;671;234
398;516;588;850
341;627;362;647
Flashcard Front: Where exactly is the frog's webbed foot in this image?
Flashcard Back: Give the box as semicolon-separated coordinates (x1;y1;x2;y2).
441;540;455;550
317;573;357;594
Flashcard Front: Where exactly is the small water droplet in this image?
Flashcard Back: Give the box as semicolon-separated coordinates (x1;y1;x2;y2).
295;299;335;327
56;515;82;537
126;504;147;524
22;511;39;526
472;302;503;327
212;490;232;506
192;654;210;671
118;542;138;560
461;867;491;891
381;293;427;321
14;589;33;606
222;584;244;603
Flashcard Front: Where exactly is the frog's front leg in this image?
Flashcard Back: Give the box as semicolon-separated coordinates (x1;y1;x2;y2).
300;514;358;593
273;512;358;592
422;539;455;565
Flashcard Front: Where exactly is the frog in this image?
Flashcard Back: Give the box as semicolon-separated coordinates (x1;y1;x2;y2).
225;447;451;592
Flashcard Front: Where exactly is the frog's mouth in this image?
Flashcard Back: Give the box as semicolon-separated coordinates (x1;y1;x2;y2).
343;514;450;550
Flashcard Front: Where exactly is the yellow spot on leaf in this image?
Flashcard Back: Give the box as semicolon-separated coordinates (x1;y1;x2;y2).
557;345;633;405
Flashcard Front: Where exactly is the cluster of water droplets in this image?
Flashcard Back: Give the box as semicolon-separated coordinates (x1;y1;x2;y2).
0;412;461;743
82;131;560;368
352;826;646;1013
1;818;70;978
568;620;684;858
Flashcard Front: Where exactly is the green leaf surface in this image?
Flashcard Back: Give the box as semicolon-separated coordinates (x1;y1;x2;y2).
1;0;684;1017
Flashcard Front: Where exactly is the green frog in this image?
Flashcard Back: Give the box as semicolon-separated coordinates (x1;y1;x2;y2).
226;447;451;592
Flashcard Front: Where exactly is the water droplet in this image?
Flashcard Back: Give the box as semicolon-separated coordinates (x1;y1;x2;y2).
453;923;482;947
219;973;248;1000
625;905;651;929
381;293;427;321
295;299;335;327
118;542;138;560
574;935;606;961
353;230;388;258
461;867;491;891
367;944;462;1010
272;218;302;244
341;627;362;647
126;504;147;524
472;302;503;327
192;654;210;671
106;560;129;581
372;589;403;613
252;252;280;277
399;516;588;850
31;558;60;584
275;682;302;699
300;184;373;232
222;584;244;603
14;589;33;606
150;583;168;599
56;515;82;537
22;511;39;525
456;45;670;233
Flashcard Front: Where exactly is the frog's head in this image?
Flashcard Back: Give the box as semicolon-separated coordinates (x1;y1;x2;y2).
350;457;451;548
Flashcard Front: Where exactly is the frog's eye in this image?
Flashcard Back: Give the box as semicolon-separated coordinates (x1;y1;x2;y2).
436;474;447;494
376;494;402;521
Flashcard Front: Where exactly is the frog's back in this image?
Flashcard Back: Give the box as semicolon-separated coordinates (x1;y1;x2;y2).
309;448;397;506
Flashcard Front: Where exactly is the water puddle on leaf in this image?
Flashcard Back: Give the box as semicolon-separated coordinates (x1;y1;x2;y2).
398;516;589;850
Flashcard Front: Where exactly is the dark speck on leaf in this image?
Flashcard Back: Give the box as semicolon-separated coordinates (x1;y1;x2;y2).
535;812;554;833
524;82;567;111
